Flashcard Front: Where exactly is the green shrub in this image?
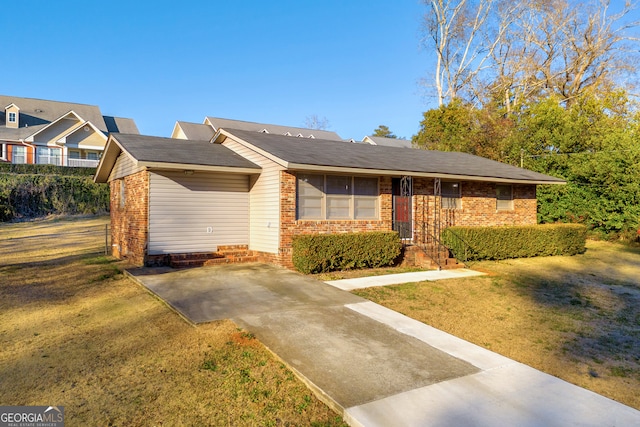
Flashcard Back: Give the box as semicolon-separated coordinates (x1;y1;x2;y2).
0;163;96;176
441;224;587;261
292;231;402;274
0;173;109;221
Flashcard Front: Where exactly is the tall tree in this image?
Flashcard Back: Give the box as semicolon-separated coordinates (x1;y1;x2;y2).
422;0;516;105
372;125;397;138
422;0;639;109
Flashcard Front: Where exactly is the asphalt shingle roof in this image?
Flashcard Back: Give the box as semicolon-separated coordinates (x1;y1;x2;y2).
0;95;139;138
113;134;260;169
364;136;413;148
223;128;564;183
175;121;216;141
207;117;344;141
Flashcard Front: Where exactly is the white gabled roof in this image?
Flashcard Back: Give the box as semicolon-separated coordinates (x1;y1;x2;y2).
24;110;86;143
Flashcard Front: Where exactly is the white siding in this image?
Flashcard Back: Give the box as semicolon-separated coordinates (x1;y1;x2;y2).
148;171;249;254
108;152;142;181
222;139;283;254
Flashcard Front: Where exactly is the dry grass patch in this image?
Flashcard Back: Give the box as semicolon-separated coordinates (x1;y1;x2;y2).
0;216;346;426
354;240;640;410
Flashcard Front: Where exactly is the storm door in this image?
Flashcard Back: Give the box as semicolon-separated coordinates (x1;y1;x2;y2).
392;176;413;240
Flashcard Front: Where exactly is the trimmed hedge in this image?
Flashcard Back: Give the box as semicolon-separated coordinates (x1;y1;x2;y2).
292;231;402;274
0;174;109;222
0;163;96;176
441;224;587;261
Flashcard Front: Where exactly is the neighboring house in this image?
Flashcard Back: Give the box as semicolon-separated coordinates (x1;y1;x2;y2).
171;117;344;141
0;95;138;167
95;128;565;268
170;121;216;141
362;135;413;148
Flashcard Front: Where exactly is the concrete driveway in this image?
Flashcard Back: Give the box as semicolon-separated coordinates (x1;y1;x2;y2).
127;263;640;427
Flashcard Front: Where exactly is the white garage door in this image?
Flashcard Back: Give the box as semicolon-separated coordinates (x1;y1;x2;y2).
148;171;249;254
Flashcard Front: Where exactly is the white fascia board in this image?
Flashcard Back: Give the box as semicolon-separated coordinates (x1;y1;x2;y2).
4;103;20;110
24;110;85;142
170;122;184;139
287;163;566;185
94;135;124;183
140;161;261;174
55;121;106;146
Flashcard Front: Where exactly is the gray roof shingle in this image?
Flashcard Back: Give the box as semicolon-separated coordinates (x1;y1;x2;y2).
0;95;108;130
175;121;216;141
104;116;139;134
206;117;344;141
364;135;413;148
222;128;564;184
113;134;261;169
0;95;139;137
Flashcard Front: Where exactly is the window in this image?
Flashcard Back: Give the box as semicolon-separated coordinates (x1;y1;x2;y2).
87;152;99;161
297;174;324;219
8;112;16;123
12;146;26;164
297;174;379;220
0;144;5;160
326;175;351;219
442;181;461;209
69;150;81;160
496;184;513;210
119;179;126;208
36;147;61;165
354;177;378;219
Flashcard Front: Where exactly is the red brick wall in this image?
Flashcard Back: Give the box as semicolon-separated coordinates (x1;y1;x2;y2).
275;172;393;268
412;178;537;242
275;173;537;267
110;170;149;266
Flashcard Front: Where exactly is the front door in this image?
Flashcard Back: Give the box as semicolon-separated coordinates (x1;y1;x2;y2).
392;177;412;240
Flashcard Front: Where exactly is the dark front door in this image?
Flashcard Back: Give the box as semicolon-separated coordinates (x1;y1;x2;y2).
392;177;412;240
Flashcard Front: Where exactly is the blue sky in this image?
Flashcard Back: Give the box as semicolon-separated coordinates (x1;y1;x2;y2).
2;0;430;140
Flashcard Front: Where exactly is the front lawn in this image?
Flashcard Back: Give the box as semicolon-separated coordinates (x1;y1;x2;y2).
0;216;346;426
354;240;640;410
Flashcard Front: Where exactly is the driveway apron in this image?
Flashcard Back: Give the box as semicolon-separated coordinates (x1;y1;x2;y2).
128;263;478;409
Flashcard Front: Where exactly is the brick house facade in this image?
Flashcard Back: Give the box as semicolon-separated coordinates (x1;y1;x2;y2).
96;130;563;269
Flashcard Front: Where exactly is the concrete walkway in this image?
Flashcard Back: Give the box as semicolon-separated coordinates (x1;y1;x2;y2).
325;268;486;291
127;264;640;427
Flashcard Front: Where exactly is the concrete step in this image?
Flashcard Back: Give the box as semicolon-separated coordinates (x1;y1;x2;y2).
203;255;259;266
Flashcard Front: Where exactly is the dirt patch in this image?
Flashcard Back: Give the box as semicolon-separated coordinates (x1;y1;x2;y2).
354;240;640;410
0;216;346;426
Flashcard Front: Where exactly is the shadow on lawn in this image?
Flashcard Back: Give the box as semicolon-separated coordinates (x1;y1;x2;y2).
508;265;640;378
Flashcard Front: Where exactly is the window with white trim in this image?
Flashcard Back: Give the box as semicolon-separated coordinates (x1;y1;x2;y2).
12;146;26;164
297;174;379;220
496;184;513;210
8;112;16;123
442;181;461;209
36;147;62;166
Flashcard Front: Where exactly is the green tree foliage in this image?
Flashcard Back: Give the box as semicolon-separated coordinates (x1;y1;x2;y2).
412;98;514;161
414;92;640;239
372;125;397;139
